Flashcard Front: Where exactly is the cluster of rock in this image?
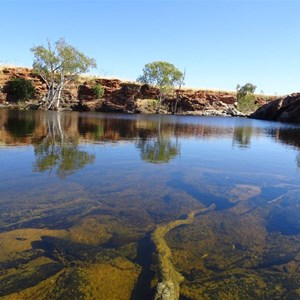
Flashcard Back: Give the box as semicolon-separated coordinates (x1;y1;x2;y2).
250;93;300;123
0;66;264;116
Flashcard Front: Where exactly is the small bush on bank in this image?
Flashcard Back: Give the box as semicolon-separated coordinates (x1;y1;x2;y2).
92;83;105;98
237;94;258;113
236;83;257;113
6;78;35;101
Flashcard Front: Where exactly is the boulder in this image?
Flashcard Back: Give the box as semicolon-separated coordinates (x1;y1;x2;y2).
250;93;300;123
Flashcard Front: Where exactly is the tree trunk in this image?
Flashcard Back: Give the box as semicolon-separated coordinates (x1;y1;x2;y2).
46;81;57;110
55;74;64;110
55;83;63;110
173;69;186;114
156;94;163;114
173;94;179;115
45;77;64;110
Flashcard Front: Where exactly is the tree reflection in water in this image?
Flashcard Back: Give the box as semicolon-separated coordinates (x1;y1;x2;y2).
137;138;180;163
232;126;253;148
32;112;95;178
136;118;180;164
4;110;36;138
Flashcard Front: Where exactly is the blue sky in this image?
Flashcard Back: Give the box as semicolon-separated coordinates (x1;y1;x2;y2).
1;0;300;95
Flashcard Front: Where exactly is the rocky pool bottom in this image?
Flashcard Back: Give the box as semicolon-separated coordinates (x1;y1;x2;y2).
0;184;299;300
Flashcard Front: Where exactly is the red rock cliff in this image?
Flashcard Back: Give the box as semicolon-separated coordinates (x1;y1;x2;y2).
0;66;270;116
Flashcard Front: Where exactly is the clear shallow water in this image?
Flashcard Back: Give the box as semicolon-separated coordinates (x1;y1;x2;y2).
0;110;299;299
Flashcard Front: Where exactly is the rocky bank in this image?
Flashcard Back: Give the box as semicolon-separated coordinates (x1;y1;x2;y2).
0;66;268;116
250;93;300;123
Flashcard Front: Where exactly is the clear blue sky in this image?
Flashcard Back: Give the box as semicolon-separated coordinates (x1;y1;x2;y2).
1;0;300;95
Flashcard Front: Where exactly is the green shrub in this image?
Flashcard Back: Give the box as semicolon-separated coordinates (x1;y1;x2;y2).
91;83;105;98
6;78;35;101
236;82;257;113
147;99;158;108
237;94;257;113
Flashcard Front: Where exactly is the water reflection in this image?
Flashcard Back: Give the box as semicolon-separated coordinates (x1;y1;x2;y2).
30;113;96;178
136;118;180;163
1;110;300;167
33;142;95;179
271;126;300;169
4;110;36;138
137;137;180;163
0;110;300;299
232;126;253;148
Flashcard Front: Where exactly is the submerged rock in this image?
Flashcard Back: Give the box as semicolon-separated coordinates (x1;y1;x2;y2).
155;281;176;300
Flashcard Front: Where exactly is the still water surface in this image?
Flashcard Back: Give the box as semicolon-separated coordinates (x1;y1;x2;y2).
0;110;299;299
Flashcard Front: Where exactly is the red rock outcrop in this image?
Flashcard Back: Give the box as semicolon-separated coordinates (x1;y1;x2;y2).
0;66;271;116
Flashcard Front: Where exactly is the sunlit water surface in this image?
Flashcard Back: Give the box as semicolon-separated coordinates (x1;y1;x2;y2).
0;110;299;299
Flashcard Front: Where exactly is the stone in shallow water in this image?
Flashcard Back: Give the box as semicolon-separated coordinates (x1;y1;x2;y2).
155;281;175;300
228;184;261;202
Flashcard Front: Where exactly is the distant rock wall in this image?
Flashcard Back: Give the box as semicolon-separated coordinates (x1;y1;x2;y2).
249;93;300;123
0;66;268;116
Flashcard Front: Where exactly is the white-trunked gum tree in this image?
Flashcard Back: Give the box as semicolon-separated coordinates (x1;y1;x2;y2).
31;38;96;110
137;61;184;114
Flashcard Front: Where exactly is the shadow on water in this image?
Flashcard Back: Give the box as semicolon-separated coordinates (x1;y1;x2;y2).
130;233;156;300
0;262;63;297
39;231;158;300
267;214;300;235
168;172;235;211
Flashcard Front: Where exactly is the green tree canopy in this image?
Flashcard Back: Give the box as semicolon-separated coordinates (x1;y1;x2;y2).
137;61;183;113
236;82;257;114
31;38;96;110
236;83;257;97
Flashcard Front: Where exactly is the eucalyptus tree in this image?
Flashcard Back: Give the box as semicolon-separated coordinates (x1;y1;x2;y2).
236;83;257;97
31;38;96;110
173;68;186;114
137;61;184;113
